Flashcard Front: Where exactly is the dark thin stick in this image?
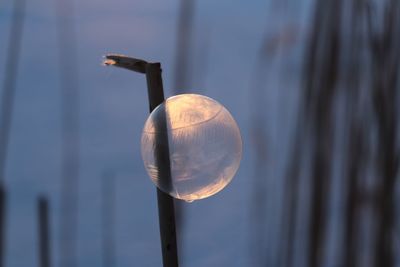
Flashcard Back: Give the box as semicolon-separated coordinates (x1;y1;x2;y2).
38;196;51;267
104;54;179;267
146;63;179;267
55;0;80;265
0;1;26;266
101;172;116;267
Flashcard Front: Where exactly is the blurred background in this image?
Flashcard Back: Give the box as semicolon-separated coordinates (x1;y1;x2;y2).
0;0;399;266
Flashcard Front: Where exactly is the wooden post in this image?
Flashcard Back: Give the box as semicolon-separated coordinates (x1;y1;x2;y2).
104;55;179;267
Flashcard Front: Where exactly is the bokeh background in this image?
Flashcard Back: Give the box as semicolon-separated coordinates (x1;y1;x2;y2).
0;0;399;266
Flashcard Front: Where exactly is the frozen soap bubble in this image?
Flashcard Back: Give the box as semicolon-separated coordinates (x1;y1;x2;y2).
141;94;242;202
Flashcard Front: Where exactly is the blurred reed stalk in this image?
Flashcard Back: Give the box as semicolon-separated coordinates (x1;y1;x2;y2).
280;105;305;267
306;0;341;265
366;1;400;266
173;0;194;95
306;1;342;267
0;0;26;266
250;1;296;266
172;0;196;261
0;186;5;267
248;36;271;267
341;1;365;266
280;0;341;266
38;196;51;267
0;0;26;183
280;1;400;267
55;0;81;265
101;172;116;267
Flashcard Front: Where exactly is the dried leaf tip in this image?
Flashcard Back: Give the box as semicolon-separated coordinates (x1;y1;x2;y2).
103;58;116;66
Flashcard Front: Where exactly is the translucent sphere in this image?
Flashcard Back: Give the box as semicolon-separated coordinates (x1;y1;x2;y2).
141;94;242;202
